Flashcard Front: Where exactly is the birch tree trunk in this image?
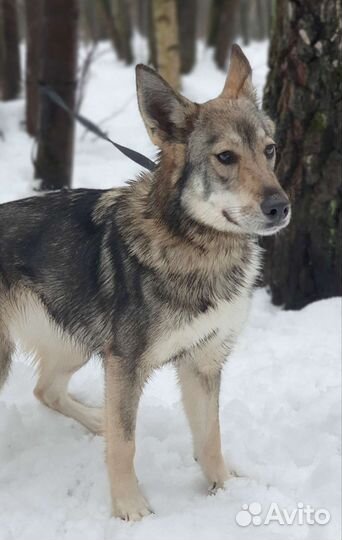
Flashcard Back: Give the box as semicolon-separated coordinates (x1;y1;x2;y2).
263;0;342;308
152;0;180;89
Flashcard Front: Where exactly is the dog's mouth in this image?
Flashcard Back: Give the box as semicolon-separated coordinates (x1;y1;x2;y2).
222;210;239;227
257;214;291;236
222;209;291;235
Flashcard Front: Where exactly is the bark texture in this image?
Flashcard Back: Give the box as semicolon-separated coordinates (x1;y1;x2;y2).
35;0;79;190
263;0;342;308
152;0;180;89
24;0;43;135
0;0;21;100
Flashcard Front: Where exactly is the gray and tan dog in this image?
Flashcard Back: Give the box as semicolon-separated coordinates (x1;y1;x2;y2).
0;45;290;520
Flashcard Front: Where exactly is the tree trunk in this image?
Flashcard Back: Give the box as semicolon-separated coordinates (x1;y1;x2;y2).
98;0;124;61
0;0;21;100
255;0;266;40
177;0;197;74
112;0;133;64
238;0;250;46
147;0;157;67
263;0;342;309
135;0;149;36
209;0;238;70
24;0;42;136
207;0;219;47
196;0;210;40
80;0;98;42
152;0;180;90
263;0;272;40
35;0;79;190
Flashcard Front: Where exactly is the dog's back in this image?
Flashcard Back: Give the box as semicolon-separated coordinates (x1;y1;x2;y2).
0;189;110;333
0;189;103;290
0;190;106;386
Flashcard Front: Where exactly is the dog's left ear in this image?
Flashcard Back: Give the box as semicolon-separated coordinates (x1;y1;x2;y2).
220;44;256;103
136;64;197;146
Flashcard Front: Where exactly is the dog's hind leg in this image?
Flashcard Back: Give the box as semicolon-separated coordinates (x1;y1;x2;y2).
7;293;103;434
33;341;103;435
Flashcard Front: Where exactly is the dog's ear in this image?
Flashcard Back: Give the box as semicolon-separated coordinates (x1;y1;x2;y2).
220;44;256;103
136;64;197;146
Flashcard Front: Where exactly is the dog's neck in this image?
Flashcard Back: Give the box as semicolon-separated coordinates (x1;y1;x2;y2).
113;165;258;279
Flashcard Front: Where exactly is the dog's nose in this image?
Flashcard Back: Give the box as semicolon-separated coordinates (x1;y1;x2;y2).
261;193;290;221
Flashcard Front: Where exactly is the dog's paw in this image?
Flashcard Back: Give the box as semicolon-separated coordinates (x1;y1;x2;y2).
208;481;223;495
112;492;153;521
208;469;237;495
199;452;228;488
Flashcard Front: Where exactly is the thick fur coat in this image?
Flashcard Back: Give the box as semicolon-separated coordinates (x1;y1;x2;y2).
0;45;290;520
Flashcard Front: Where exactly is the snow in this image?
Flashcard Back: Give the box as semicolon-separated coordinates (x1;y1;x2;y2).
0;38;341;540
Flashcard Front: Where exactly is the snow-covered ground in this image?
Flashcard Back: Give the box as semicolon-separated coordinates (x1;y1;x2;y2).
0;39;341;540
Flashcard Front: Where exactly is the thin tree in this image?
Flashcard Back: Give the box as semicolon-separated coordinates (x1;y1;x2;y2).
24;0;43;136
0;0;21;100
238;0;250;46
152;0;180;89
80;0;97;43
207;0;219;47
177;0;197;74
135;0;149;37
147;0;157;67
98;0;124;60
35;0;79;190
208;0;239;70
196;0;210;40
81;0;109;43
113;0;133;65
251;0;271;41
263;0;342;308
98;0;133;64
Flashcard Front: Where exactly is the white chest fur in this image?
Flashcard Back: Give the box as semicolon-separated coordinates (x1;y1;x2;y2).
146;292;251;368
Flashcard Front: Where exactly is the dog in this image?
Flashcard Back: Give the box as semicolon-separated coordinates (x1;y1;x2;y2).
0;45;291;520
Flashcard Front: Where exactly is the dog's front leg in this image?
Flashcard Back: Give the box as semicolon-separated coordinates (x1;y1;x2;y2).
177;360;228;491
104;354;151;521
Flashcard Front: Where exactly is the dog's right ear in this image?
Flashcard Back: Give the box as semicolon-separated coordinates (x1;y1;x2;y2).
220;44;256;103
136;64;197;146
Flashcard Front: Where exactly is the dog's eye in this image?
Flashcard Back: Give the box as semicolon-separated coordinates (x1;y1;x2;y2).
265;144;276;159
216;151;238;165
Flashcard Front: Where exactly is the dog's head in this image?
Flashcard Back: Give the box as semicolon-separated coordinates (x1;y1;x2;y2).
136;45;291;236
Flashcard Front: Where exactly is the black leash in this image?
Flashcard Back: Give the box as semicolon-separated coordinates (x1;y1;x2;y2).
39;84;156;172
